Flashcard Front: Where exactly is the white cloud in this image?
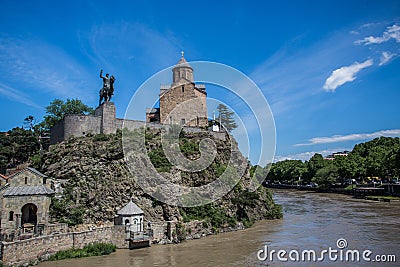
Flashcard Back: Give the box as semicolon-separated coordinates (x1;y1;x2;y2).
355;24;400;45
323;59;373;91
0;38;95;101
379;51;396;66
0;82;42;109
295;129;400;146
250;29;358;117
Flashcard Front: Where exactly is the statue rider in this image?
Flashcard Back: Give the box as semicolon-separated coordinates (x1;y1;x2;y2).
100;69;110;93
99;69;110;105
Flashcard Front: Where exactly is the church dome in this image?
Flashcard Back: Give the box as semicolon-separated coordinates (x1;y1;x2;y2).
172;52;194;84
175;52;192;69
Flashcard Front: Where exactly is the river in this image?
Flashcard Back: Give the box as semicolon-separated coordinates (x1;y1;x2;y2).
39;189;400;266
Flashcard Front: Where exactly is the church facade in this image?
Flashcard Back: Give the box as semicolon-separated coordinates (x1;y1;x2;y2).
0;167;55;240
147;53;208;127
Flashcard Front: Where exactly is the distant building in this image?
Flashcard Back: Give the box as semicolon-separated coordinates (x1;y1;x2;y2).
325;151;349;160
0;167;55;240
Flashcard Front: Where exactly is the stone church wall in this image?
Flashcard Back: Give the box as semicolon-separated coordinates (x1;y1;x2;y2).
159;84;207;127
0;195;51;233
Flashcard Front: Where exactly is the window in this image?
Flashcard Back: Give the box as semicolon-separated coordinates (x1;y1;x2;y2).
182;85;184;93
181;118;186;125
9;211;14;221
25;177;28;184
43;177;46;185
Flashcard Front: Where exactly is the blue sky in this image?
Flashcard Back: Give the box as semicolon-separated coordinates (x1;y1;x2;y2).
1;0;399;163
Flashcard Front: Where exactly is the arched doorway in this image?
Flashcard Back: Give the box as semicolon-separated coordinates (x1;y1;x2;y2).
21;203;38;226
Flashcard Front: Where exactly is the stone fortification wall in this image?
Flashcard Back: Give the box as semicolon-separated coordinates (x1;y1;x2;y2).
0;226;127;266
116;118;146;130
64;115;102;138
50;115;102;144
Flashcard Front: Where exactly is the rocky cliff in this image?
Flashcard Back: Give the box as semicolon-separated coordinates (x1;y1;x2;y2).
41;128;281;232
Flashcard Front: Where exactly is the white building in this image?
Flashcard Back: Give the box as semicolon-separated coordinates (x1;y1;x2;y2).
115;200;144;233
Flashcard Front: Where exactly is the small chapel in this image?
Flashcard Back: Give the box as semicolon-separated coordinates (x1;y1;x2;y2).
0;167;55;240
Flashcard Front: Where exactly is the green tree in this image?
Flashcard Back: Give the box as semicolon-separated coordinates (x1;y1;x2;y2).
312;164;338;189
23;115;36;130
267;160;307;184
43;99;94;130
304;153;326;182
217;104;237;132
0;127;39;170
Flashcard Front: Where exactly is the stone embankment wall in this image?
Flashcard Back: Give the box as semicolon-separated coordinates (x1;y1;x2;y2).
1;226;127;267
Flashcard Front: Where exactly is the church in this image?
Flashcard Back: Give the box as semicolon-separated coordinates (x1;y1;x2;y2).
0;167;55;240
51;53;209;144
146;52;208;127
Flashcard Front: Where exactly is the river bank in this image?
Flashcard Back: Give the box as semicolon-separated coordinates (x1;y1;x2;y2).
37;189;400;267
266;183;400;200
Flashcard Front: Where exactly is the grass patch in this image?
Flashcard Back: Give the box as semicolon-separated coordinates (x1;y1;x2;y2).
48;243;116;261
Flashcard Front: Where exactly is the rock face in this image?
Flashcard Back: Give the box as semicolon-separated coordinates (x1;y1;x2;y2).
41;129;281;231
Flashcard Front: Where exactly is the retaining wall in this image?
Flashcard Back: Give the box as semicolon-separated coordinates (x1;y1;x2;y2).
1;226;127;266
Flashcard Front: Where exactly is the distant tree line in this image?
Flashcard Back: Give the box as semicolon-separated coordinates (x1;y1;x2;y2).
0;99;93;173
265;137;400;189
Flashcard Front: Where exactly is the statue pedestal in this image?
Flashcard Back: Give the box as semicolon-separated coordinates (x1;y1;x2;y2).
95;102;116;135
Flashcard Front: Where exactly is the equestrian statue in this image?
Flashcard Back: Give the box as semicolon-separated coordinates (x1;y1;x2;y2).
99;69;116;106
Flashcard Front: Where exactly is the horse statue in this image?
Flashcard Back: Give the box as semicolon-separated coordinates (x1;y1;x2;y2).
99;70;116;105
108;75;116;101
99;88;108;106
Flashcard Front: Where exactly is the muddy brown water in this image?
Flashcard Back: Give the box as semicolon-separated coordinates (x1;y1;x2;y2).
39;189;400;266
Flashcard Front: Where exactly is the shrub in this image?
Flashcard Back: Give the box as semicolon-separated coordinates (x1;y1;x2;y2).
148;148;172;171
93;133;109;142
180;204;237;229
266;204;283;219
48;243;117;261
175;223;187;242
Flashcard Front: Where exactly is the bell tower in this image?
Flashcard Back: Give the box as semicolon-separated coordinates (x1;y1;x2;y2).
172;51;194;85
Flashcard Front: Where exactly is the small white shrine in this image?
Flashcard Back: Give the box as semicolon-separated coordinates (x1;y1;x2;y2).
115;200;144;233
